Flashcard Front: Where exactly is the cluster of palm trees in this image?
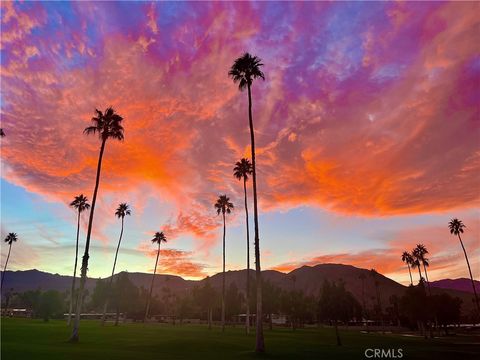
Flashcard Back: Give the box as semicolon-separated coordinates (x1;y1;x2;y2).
401;244;431;294
400;218;479;315
51;52;267;351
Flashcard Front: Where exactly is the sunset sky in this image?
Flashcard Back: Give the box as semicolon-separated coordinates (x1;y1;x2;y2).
1;1;479;284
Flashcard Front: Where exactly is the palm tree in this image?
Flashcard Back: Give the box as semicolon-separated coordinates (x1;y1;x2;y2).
413;244;431;295
144;231;167;322
101;203;131;326
449;218;479;314
214;194;234;332
70;107;124;342
401;251;414;286
0;128;5;137
1;233;18;291
411;250;424;284
67;194;90;326
233;158;253;334
229;52;266;352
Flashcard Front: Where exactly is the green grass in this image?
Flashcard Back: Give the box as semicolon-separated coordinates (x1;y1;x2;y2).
1;318;479;360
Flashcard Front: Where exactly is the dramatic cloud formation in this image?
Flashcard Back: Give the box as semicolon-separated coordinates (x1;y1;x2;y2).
1;2;479;280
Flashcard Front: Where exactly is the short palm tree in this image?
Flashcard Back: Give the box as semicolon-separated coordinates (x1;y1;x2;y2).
1;233;18;291
413;244;431;294
67;194;90;326
449;218;479;314
70;107;125;342
101;203;131;326
401;251;414;286
233;158;253;334
144;231;167;322
214;194;234;333
229;52;266;352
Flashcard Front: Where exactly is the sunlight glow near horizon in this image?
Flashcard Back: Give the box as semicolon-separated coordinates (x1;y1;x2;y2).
1;1;479;284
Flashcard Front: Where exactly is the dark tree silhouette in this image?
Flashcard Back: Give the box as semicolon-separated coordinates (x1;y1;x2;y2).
413;244;431;295
411;251;424;283
229;52;266;353
67;194;90;326
1;233;18;291
401;251;414;286
144;231;167;322
0;128;5;137
101;203;131;325
369;269;383;329
70;107;124;342
449;218;479;314
214;194;234;332
233;158;253;334
358;273;367;318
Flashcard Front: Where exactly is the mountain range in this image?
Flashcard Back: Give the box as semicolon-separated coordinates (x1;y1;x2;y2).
1;264;478;315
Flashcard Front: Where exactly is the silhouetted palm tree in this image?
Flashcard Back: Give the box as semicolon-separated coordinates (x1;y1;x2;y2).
70;107;124;342
144;231;167;322
229;52;266;352
0;128;5;137
411;251;424;284
401;251;414;286
413;244;431;295
449;218;479;314
233;158;253;334
1;233;18;291
101;203;131;326
67;194;90;326
214;194;234;332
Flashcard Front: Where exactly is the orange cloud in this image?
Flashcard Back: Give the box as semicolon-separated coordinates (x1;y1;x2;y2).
138;245;207;279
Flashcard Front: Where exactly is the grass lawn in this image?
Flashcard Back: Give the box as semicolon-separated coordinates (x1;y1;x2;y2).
1;318;479;360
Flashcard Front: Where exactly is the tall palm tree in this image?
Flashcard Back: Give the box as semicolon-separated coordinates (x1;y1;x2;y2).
229;52;266;352
413;244;431;295
67;194;90;326
1;233;18;291
214;194;234;333
401;251;414;286
233;158;253;334
449;218;479;314
144;231;167;322
101;203;131;326
70;107;125;342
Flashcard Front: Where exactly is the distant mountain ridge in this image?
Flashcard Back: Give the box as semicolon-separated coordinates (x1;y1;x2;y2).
430;278;480;294
1;264;477;314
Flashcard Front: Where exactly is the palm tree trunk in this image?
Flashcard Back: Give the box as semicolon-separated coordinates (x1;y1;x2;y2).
417;265;423;283
247;83;265;353
423;263;432;296
1;243;12;291
144;242;161;322
335;320;342;346
457;234;480;314
208;308;212;330
67;210;81;326
407;263;413;285
221;211;226;332
101;217;125;325
243;178;251;335
70;139;106;342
